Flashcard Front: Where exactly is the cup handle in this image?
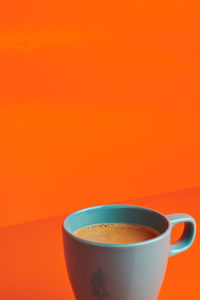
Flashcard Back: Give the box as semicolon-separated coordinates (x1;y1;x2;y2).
166;213;196;257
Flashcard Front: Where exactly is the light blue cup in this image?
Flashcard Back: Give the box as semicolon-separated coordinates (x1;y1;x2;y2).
62;205;196;300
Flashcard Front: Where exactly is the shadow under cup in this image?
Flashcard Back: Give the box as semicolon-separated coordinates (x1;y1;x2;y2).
64;205;169;243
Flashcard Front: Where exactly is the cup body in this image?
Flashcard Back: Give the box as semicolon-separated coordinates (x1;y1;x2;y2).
62;204;195;300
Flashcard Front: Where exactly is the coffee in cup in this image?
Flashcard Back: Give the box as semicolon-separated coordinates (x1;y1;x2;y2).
74;223;160;244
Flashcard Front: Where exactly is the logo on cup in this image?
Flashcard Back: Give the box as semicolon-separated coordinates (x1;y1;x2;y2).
91;267;110;299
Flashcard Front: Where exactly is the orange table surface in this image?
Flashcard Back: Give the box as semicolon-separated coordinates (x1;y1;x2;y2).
1;187;200;300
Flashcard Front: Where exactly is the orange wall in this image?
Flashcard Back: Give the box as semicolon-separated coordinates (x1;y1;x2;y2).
0;0;200;227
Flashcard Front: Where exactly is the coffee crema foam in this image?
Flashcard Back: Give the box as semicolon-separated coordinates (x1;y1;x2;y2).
73;223;160;244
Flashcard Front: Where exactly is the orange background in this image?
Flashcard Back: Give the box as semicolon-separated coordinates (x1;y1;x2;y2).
0;0;200;228
1;2;200;299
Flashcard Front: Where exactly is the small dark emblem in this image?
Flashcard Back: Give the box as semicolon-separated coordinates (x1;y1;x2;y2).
91;267;110;299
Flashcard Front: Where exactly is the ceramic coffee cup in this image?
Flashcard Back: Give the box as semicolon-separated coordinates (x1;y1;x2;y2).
62;204;196;300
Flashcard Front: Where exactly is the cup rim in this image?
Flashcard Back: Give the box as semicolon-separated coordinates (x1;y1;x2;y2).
62;204;171;248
